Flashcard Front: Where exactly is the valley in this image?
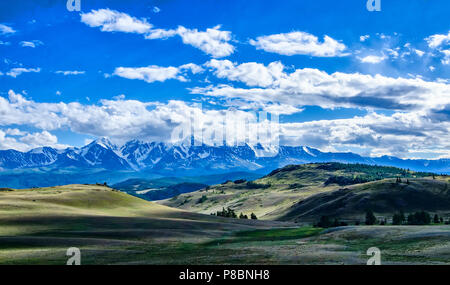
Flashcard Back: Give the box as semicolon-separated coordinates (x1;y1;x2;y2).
1;163;450;265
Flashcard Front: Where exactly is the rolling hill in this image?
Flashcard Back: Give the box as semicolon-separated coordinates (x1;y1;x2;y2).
3;182;450;265
0;184;286;264
280;177;450;222
160;163;446;220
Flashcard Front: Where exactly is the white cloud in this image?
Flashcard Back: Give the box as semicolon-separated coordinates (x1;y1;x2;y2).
176;25;234;58
0;129;68;151
20;131;59;148
0;24;15;35
0;41;11;46
6;67;41;78
205;59;284;87
358;54;387;64
194;60;450;113
280;111;450;158
5;128;26;136
144;28;177;40
441;50;450;65
19;40;43;48
56;91;62;96
81;9;235;58
249;31;347;57
414;49;425;57
360;35;370;42
81;9;153;34
424;31;450;65
153;6;161;13
1;89;449;159
55;70;85;75
426;31;450;49
179;63;204;74
113;63;203;83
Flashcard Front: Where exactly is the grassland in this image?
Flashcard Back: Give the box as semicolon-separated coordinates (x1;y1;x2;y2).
160;163;443;221
0;184;290;264
2;183;450;264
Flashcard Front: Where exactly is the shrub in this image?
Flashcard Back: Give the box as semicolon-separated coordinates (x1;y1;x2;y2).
197;195;208;204
246;181;271;189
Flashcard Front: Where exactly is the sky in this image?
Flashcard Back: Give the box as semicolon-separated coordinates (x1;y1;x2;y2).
0;0;449;159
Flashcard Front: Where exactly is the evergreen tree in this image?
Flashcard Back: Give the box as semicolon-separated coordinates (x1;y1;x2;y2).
239;213;248;219
399;211;406;224
434;214;440;224
365;210;377;225
316;216;332;228
250;213;258;220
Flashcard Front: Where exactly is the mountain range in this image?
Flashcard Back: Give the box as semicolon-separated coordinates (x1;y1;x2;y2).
0;137;449;175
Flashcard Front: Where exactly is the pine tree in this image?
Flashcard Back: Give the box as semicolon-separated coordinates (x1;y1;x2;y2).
434;214;440;224
365;210;377;225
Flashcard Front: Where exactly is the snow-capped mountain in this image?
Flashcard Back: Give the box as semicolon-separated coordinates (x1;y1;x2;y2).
0;138;448;174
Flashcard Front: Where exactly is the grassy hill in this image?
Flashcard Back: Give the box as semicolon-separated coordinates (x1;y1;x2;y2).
3;183;450;264
0;184;287;264
160;163;436;220
280;177;450;222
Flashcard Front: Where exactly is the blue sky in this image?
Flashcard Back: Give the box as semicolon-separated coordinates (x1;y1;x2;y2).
0;0;449;159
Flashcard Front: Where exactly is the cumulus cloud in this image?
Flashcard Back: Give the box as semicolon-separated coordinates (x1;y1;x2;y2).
1;89;449;158
425;31;450;65
358;54;387;64
19;130;68;149
81;9;153;34
55;70;85;75
113;63;203;83
441;50;450;65
205;59;284;87
280;111;450;158
194;60;450;113
81;9;234;58
0;129;68;151
176;25;234;58
5;128;26;136
0;24;15;35
360;35;370;42
6;67;41;78
426;31;450;49
19;40;44;48
249;31;347;57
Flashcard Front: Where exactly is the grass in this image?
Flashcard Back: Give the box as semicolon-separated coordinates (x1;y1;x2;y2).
160;163;445;221
3;183;450;264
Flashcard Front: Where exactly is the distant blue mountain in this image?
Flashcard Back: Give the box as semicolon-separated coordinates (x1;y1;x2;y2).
0;138;448;185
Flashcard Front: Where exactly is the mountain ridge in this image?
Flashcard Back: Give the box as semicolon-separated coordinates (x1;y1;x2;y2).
0;137;448;174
